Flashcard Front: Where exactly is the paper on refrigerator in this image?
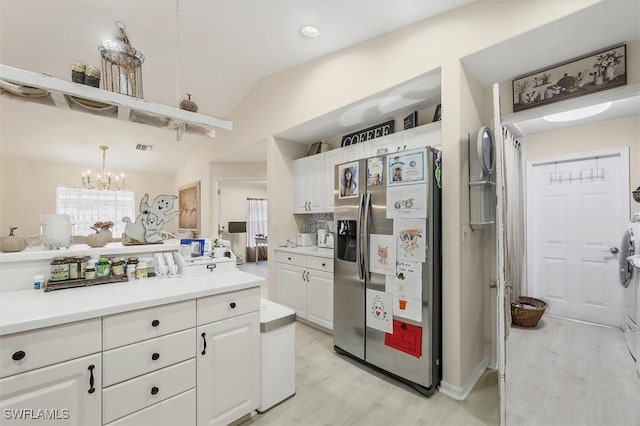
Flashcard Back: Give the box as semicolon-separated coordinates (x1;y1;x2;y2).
366;288;393;333
387;261;422;322
369;234;396;276
386;184;427;219
394;218;426;262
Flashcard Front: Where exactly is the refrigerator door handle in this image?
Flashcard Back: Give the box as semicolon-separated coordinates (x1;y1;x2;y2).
362;192;371;281
356;193;365;280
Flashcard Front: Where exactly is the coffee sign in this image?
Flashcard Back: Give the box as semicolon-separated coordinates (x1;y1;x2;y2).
341;120;395;147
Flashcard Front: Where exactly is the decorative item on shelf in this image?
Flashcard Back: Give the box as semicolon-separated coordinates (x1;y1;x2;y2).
82;146;125;190
179;93;198;112
632;186;640;203
93;220;114;242
122;193;179;245
513;44;626;112
432;104;441;122
99;20;145;98
0;227;27;252
86;227;108;248
41;214;73;249
71;63;86;83
84;65;101;88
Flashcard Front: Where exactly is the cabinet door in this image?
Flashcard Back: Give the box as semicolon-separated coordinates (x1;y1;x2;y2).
365;133;402;157
306;269;334;330
0;353;101;426
292;157;308;213
197;312;260;426
341;143;365;162
401;122;441;151
276;263;307;318
307;153;324;212
323;149;342;212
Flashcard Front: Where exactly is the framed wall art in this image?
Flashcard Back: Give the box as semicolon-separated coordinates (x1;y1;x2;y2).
178;181;201;235
512;44;626;112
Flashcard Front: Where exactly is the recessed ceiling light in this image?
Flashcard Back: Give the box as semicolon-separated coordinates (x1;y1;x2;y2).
300;25;320;38
543;102;612;122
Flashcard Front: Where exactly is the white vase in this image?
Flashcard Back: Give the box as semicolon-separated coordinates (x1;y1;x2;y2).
605;65;616;81
595;74;604;86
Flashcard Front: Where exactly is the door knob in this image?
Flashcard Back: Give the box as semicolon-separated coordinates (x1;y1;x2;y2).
609;247;619;254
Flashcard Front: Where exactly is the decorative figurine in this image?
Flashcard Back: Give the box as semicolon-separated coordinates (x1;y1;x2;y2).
122;193;179;244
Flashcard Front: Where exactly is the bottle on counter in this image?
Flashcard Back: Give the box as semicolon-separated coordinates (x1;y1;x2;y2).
126;257;139;281
68;256;80;280
96;257;110;277
135;261;148;279
85;265;96;279
33;274;45;290
50;257;70;281
111;258;125;277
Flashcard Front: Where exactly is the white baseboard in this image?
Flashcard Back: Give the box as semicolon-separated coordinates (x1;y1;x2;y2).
439;357;489;401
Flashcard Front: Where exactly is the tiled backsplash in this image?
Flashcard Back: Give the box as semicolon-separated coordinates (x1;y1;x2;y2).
308;213;334;233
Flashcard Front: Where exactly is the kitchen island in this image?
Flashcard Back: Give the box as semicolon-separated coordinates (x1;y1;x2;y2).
0;243;264;426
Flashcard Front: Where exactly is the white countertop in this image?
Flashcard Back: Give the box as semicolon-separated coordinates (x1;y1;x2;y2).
274;245;334;259
0;271;263;336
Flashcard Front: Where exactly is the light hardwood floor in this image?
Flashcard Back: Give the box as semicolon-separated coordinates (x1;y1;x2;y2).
506;316;640;426
243;321;499;426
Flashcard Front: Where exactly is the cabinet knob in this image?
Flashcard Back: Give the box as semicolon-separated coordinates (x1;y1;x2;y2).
151;352;160;361
230;302;237;309
288;257;292;261
322;263;326;267
151;319;160;327
151;386;159;395
12;350;25;361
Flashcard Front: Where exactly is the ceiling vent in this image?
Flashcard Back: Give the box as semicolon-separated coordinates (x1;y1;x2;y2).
135;144;153;152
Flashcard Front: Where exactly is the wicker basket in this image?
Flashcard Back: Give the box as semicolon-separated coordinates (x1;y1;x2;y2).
511;296;547;328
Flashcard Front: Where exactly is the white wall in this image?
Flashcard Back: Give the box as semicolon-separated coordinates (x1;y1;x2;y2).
0;156;177;238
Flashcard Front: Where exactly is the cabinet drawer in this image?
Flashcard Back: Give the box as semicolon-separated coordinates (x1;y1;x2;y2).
103;300;196;350
306;255;334;273
276;251;306;267
103;358;195;424
106;389;195;426
0;318;101;378
103;328;195;387
197;287;260;325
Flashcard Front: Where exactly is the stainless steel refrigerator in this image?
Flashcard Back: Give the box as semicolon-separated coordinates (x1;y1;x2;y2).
333;147;441;396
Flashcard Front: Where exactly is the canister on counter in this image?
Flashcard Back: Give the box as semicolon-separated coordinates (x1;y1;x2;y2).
85;266;96;279
50;257;70;281
96;257;110;277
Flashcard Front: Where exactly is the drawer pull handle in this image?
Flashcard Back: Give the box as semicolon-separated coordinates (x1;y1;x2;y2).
201;332;207;355
12;350;25;361
230;302;237;309
151;319;160;327
88;365;95;394
151;352;160;361
151;386;159;396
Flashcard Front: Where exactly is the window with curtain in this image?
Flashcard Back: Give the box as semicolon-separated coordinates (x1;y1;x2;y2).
56;187;135;237
246;198;267;262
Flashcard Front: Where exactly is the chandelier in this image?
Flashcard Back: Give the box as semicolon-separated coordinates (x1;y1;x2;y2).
81;146;125;190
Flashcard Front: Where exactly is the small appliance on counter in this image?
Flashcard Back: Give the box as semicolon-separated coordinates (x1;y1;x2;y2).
317;221;335;248
296;233;315;247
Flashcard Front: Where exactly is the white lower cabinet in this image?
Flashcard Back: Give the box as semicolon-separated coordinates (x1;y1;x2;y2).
306;269;333;330
276;251;333;330
197;312;260;426
0;286;260;426
0;353;102;426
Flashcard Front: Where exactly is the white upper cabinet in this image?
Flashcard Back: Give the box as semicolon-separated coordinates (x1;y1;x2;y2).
323;149;342;211
364;133;402;157
402;121;441;151
341;143;365;163
292;154;325;214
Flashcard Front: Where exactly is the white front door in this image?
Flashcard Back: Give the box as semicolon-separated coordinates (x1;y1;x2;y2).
527;150;628;327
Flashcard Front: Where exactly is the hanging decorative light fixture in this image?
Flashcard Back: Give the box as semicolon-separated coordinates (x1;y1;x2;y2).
81;146;125;190
99;21;145;98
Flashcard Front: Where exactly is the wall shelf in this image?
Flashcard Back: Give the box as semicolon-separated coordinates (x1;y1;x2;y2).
0;64;233;140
